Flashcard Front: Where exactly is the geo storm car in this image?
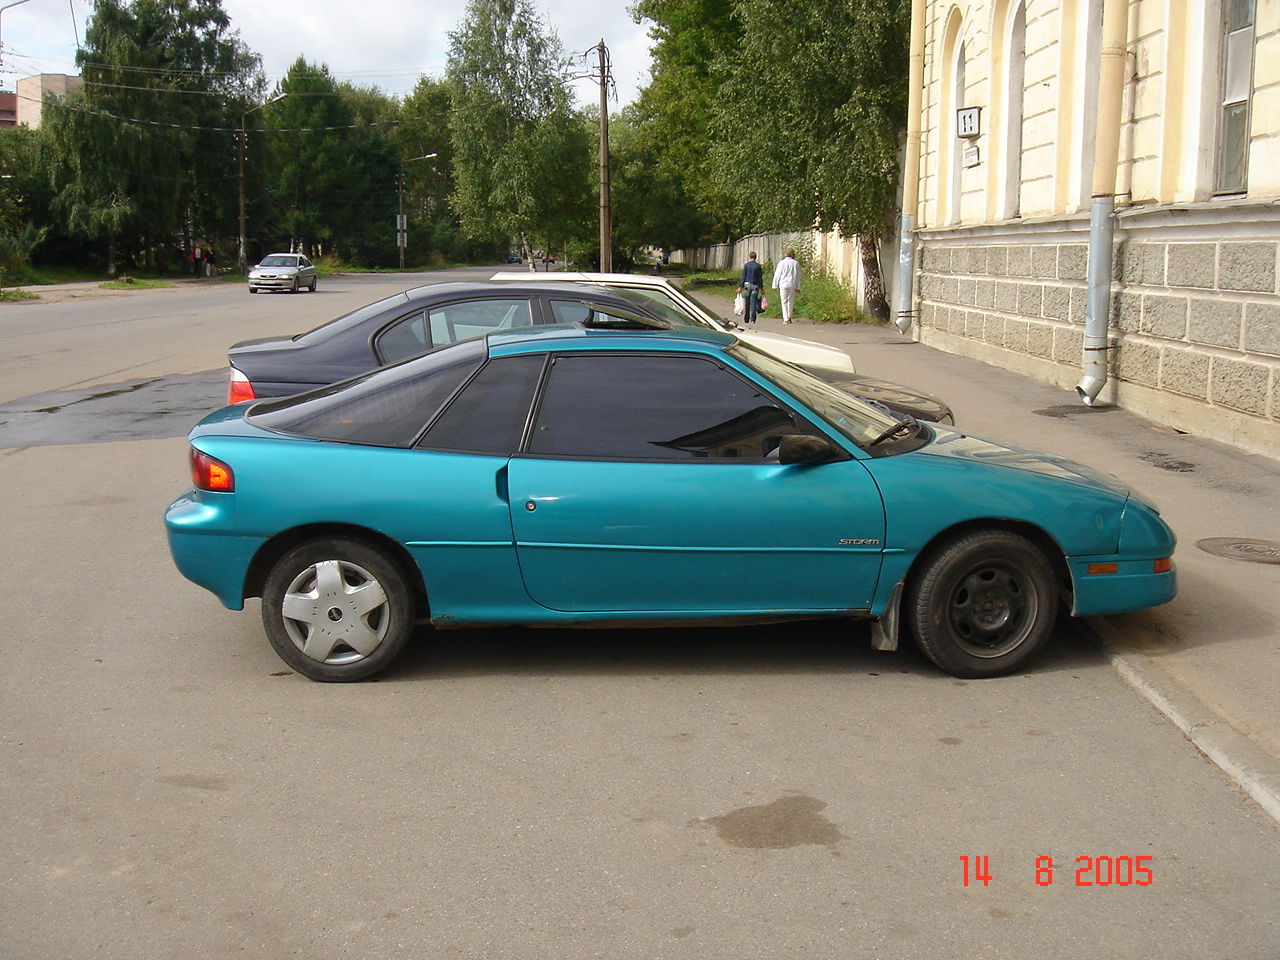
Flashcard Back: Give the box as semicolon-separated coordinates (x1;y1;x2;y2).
168;323;1176;683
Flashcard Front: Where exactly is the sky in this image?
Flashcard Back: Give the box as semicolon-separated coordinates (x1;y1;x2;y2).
0;0;655;108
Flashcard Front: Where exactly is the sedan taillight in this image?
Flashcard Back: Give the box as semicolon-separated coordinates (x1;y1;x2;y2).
228;367;256;404
190;447;234;492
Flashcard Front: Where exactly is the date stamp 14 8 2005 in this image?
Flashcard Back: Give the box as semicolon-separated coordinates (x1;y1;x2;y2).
960;856;1155;888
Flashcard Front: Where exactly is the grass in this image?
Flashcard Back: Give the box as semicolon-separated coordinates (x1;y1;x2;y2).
0;288;39;302
684;264;873;324
99;276;175;290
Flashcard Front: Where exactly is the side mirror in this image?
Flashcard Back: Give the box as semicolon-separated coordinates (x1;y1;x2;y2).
778;434;838;465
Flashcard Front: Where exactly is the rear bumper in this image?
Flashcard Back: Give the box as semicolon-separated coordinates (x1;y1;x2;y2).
165;493;263;610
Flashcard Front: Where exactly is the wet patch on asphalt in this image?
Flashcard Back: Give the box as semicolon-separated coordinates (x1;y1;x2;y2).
693;794;846;850
0;371;228;448
1139;451;1197;473
1032;404;1118;418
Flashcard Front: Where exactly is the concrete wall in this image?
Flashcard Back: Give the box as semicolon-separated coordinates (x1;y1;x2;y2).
16;74;82;129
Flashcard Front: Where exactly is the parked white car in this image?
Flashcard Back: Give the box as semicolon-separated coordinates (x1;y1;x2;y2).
491;271;854;373
249;253;317;294
491;270;954;424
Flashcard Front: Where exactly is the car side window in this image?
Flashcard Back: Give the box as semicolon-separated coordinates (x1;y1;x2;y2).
428;299;533;346
418;355;545;455
548;299;638;327
375;310;430;364
527;354;809;461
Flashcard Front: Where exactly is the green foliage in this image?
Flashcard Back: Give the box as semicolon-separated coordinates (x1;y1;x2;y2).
43;0;263;268
629;0;739;236
99;276;174;289
446;0;593;254
0;128;50;286
708;0;908;239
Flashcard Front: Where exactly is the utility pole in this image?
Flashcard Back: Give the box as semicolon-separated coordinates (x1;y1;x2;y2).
595;40;612;273
239;92;287;273
397;153;437;271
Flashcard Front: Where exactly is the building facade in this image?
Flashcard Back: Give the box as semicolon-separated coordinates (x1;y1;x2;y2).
909;0;1280;458
15;73;82;129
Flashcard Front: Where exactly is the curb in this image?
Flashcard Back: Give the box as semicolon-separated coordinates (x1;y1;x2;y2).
1084;616;1280;826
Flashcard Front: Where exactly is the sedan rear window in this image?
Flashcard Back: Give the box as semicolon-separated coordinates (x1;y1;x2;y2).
248;339;486;446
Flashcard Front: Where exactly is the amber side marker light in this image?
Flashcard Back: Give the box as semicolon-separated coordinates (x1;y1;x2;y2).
191;448;235;492
1153;557;1173;574
1087;563;1119;575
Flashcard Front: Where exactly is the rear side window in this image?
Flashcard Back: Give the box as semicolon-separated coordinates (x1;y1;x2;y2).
419;354;545;454
248;339;486;446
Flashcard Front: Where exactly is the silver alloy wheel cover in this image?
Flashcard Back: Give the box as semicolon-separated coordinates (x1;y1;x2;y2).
280;558;390;664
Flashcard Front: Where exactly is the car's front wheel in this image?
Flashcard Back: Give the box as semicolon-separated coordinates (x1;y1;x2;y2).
262;537;414;681
289;277;299;293
907;530;1056;678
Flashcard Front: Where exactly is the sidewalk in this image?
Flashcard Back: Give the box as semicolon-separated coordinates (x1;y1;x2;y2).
698;285;1280;821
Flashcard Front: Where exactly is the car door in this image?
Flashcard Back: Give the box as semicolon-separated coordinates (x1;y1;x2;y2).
506;352;886;615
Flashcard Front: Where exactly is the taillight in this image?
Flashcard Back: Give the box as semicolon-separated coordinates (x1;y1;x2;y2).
228;367;256;404
190;447;234;492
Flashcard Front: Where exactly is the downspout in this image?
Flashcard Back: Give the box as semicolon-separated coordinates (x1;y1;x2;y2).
893;0;927;334
1077;0;1129;405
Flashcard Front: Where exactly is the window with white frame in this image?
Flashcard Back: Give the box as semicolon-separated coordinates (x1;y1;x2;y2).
1215;0;1255;194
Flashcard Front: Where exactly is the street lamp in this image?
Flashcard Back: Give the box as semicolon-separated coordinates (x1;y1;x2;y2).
238;91;287;273
397;152;437;270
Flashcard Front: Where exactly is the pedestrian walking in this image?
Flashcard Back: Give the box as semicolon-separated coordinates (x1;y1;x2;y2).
771;248;801;323
205;245;217;277
739;251;764;326
190;242;204;279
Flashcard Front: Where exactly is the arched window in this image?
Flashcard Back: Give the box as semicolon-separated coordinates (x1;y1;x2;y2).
951;40;968;223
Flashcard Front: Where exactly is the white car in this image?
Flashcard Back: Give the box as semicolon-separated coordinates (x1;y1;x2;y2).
491;271;954;424
249;253;317;294
491;271;853;373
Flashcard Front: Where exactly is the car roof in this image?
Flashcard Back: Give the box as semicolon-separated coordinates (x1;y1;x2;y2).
485;322;735;355
490;271;678;292
398;280;650;303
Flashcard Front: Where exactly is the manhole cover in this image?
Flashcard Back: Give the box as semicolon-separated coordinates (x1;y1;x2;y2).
1196;537;1280;564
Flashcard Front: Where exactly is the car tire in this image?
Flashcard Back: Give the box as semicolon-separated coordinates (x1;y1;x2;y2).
906;529;1056;678
308;276;317;292
262;537;415;682
289;277;299;293
248;287;258;294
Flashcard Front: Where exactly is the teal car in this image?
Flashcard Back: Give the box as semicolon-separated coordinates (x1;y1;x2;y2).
165;324;1176;682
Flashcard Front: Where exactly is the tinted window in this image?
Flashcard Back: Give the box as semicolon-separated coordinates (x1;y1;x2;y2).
375;310;429;363
528;354;804;460
608;287;709;329
548;300;659;328
428;299;533;344
249;339;486;446
419;355;545;454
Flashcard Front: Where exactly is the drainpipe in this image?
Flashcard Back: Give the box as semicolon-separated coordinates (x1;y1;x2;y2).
893;0;927;334
1077;0;1129;405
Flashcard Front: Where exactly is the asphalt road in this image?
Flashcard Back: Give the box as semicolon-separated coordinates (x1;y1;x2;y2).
2;269;1278;959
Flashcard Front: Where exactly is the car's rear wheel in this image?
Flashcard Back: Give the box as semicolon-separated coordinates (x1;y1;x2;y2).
308;276;317;292
907;530;1056;678
262;537;414;682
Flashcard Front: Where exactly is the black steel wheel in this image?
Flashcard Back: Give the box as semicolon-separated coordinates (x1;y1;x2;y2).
262;537;414;682
907;530;1056;678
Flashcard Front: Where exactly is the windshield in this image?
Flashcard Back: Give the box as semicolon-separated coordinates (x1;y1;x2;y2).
606;287;708;329
259;255;297;267
728;340;908;449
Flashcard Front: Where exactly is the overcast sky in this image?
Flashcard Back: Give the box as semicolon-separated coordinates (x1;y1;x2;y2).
1;0;655;107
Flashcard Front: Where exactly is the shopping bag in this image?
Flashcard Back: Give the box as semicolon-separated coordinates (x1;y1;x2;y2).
733;292;745;316
759;294;768;312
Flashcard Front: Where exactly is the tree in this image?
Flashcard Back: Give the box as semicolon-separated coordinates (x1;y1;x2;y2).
707;0;909;319
0;128;48;287
446;0;592;258
263;60;399;264
629;0;739;238
43;0;262;271
394;77;461;263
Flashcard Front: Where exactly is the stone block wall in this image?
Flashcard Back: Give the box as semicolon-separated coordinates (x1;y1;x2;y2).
915;204;1280;458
